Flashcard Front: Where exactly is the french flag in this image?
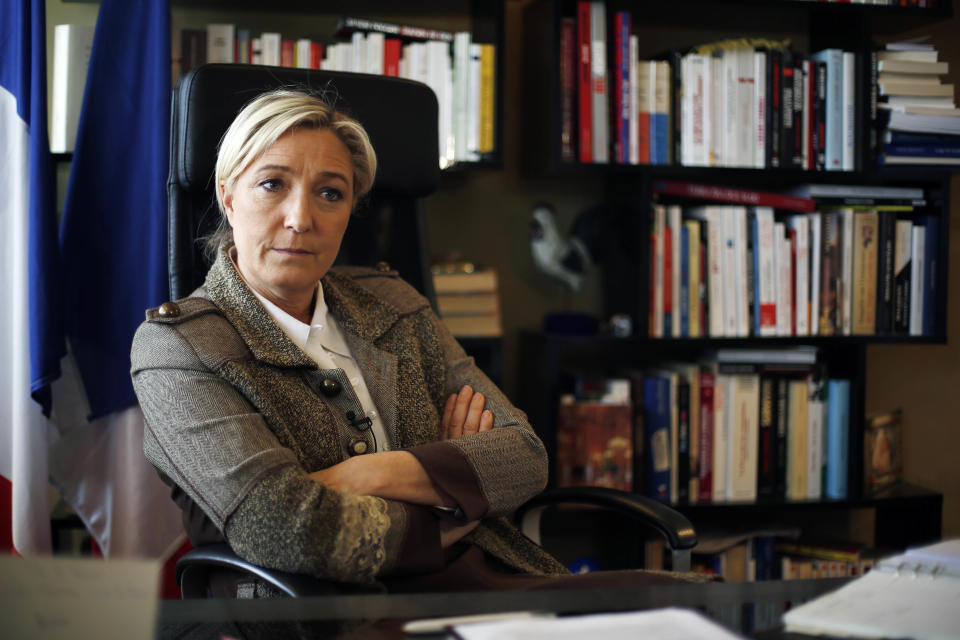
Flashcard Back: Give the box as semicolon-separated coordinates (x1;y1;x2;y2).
0;0;65;556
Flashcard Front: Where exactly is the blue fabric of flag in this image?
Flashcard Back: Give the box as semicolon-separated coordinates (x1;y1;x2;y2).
59;0;170;419
0;0;65;416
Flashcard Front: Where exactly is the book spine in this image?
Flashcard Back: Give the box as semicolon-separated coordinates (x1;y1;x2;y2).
677;380;691;503
813;49;844;170
893;218;913;334
651;180;815;212
922;215;939;337
852;212;879;334
819;211;840;335
815;60;827;170
560;19;576;163
791;57;804;168
757;376;776;498
729;374;760;501
808;213;822;337
840;209;854;336
781;55;797;168
753;208;777;336
875;212;896;334
629;35;639;164
680;224;690;336
479;44;496;154
909;224;925;336
806;374;825;500
882;143;960;157
590;1;609;163
842;51;857;171
613;11;630;163
637;60;652;164
774;377;789;498
825;379;850;499
577;1;593;163
754;49;767;169
698;370;715;503
669;51;683;165
769;48;782;168
644;377;672;502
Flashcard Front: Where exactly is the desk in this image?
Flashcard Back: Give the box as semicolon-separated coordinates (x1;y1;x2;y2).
157;578;848;639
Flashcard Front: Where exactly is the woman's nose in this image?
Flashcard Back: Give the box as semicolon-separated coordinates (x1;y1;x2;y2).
284;188;313;233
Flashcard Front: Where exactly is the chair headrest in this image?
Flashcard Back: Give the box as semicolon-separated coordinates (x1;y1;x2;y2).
170;64;440;198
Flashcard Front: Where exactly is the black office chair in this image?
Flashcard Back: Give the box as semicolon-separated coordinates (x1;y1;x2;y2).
167;64;697;598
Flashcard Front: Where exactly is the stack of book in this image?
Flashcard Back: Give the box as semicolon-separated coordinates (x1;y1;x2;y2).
432;266;502;338
178;17;497;168
648;181;939;339
876;40;960;166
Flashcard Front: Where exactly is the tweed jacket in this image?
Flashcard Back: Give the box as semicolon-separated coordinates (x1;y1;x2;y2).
131;248;567;584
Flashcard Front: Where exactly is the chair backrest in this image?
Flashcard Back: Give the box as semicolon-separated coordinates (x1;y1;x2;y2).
167;63;440;300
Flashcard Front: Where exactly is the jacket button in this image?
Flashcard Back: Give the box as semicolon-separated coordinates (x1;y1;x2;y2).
320;378;341;397
375;261;391;272
349;438;369;456
158;302;180;318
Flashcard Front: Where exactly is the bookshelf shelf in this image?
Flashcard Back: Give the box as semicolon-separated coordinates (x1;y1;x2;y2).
518;0;953;555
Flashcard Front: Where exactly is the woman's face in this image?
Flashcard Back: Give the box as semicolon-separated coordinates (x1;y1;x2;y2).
222;127;354;312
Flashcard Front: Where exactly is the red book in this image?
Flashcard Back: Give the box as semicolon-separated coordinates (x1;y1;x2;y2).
652;180;816;212
577;1;593;163
281;39;294;67
310;42;323;70
698;370;714;503
663;225;673;327
383;38;401;76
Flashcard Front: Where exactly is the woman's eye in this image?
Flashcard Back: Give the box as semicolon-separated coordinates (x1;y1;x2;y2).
319;187;343;202
258;178;282;192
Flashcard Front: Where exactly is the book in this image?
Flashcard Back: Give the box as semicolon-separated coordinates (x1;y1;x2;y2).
921;215;939;337
559;18;576;163
436;293;499;316
875;212;897;334
786;377;809;500
842;51;856;171
892;218;913;334
653;59;671;165
432;268;498;294
698;369;715;503
811;48;844;171
851;211;879;335
888;110;960;135
818;211;842;336
653;180;815;212
806;373;825;500
838;208;854;335
335;16;454;42
613;11;631;164
825;379;850;500
479;44;496;154
650;205;666;338
438;314;501;338
751;207;777;337
787;215;810;336
637;60;652;164
787;183;925;201
576;1;592;163
206;23;235;63
879;80;955;97
180;28;207;76
643;375;672;502
50;24;95;153
556;396;633;492
589;1;609;164
909;223;926;336
783;540;960;640
757;376;777;499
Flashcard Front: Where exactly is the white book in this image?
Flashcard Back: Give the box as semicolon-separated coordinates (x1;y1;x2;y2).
876;59;949;74
877;49;939;63
734;206;750;337
712;372;731;503
467;44;482;155
754;50;766;169
405;42;426;84
366;32;385;75
260;32;281;67
787;215;811;336
776;224;792;337
721;206;739;337
808;213;822;336
425;40;453;167
629;35;639;165
669;205;682;337
910;224;926;336
728;373;760;502
250;37;262;65
752;207;777;337
590;1;609;163
206;23;235;63
50;24;95;153
882;95;956;110
709;54;723;166
682;54;709;166
737;47;755;168
842;51;856;171
295;39;312;69
840;208;854;335
806;376;825;500
452;32;471;162
722;50;739;167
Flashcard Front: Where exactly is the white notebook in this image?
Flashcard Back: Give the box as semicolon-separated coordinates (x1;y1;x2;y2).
783;539;960;640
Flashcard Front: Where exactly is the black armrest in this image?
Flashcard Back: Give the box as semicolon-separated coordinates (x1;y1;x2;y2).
516;486;697;551
175;543;342;598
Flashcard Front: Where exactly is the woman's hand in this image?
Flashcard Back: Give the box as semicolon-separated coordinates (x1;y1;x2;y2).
441;385;494;440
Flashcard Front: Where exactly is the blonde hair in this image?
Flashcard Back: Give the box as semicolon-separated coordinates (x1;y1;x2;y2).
208;88;377;255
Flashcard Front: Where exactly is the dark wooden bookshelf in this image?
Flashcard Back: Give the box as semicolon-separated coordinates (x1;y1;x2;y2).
518;0;953;551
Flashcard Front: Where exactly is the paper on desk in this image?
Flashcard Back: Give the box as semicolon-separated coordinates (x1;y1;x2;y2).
449;607;744;640
0;554;159;640
783;544;960;640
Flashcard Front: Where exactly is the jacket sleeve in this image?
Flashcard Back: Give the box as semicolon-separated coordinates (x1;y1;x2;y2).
132;320;443;583
407;305;549;519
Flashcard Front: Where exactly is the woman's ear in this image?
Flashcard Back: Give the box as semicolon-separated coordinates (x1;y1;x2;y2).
220;183;234;225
